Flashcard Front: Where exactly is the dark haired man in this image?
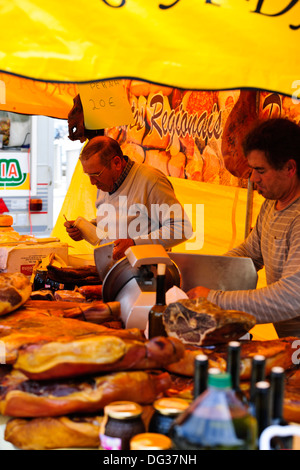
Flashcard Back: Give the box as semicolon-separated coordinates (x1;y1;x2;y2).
65;135;192;260
189;118;300;323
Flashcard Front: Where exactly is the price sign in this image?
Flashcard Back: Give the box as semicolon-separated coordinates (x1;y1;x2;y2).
78;80;133;130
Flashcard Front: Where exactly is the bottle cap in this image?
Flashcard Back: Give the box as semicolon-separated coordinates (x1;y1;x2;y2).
153;397;189;416
104;401;143;420
271;366;284;375
253;354;265;362
130;433;172;450
195;354;208;363
208;371;231;388
228;341;241;349
256;381;270;392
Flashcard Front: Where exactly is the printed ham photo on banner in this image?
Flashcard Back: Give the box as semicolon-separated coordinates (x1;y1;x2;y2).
0;0;300;456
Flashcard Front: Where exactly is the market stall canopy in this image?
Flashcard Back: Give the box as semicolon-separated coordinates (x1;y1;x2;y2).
0;0;300;120
0;73;77;119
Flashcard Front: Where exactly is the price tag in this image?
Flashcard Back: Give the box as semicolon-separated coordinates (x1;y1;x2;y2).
78;80;133;129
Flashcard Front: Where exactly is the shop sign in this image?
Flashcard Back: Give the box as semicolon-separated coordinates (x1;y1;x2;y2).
0;155;30;190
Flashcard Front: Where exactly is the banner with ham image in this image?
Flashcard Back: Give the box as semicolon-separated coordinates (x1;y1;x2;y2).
105;81;300;189
52;83;300;257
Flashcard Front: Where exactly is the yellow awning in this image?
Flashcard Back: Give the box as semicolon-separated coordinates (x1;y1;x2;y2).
0;1;299;98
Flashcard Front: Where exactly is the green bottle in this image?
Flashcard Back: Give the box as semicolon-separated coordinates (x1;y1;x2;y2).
170;371;257;450
226;341;248;405
148;263;167;338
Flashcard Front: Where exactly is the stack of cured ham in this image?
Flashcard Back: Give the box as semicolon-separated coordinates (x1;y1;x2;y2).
0;273;300;449
0;299;183;449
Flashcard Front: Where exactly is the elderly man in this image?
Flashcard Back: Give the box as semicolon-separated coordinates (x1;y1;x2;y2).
65;135;192;259
189;118;300;324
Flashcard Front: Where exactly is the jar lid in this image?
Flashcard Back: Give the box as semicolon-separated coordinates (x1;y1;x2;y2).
130;433;172;450
153;397;189;415
104;401;143;420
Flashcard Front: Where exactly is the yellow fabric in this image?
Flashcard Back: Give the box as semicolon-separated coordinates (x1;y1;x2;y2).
0;73;77;119
52;161;264;256
52;159;98;255
0;1;299;97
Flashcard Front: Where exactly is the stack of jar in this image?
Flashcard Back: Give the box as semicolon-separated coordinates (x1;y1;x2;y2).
170;341;292;450
99;341;292;451
99;398;190;451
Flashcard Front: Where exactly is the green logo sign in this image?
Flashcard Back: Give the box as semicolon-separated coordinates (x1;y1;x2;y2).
0;159;27;187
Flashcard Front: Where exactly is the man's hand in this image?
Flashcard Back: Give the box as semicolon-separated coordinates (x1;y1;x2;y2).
113;238;135;260
64;220;84;242
187;286;211;299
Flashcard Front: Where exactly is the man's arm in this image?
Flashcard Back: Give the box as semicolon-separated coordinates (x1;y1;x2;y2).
207;271;300;323
206;215;300;323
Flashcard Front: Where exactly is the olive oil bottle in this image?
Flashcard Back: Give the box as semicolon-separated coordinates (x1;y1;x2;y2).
226;341;248;405
170;371;257;450
269;367;293;449
249;355;266;414
148;263;167;338
193;354;209;398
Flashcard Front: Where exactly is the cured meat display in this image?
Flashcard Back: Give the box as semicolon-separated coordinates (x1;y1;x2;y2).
165;337;297;379
0;308;143;364
4;415;103;450
24;298;120;324
0;304;184;380
0;370;171;417
13;334;184;381
284;369;300;424
0;273;32;316
46;264;101;286
163;297;256;346
0;273;300;449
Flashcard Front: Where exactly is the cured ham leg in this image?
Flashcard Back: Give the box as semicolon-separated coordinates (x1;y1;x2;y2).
0;309;143;364
221;89;258;179
5;415;103;450
166;337;297;379
163;297;256;346
13;335;185;380
0;370;171;417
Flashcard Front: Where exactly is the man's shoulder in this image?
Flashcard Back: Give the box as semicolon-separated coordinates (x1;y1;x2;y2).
132;161;169;182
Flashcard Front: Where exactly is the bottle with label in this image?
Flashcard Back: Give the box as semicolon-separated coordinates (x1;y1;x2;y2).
100;401;145;450
269;367;293;449
148;397;190;435
148;263;167;338
130;433;173;450
193;354;209;399
226;341;248;405
170;371;257;450
249;355;266;414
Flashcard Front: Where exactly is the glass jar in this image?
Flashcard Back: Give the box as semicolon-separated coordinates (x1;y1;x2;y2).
100;401;145;450
148;397;190;435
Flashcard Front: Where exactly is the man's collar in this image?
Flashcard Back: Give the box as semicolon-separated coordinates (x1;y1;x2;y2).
109;155;134;194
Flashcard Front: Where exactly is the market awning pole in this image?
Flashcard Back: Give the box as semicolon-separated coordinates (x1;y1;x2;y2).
245;178;254;239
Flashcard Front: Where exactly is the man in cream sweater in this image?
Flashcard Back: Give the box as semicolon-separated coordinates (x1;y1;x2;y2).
65;136;192;260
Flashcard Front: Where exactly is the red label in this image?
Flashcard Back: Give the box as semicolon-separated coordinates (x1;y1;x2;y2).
20;265;34;276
